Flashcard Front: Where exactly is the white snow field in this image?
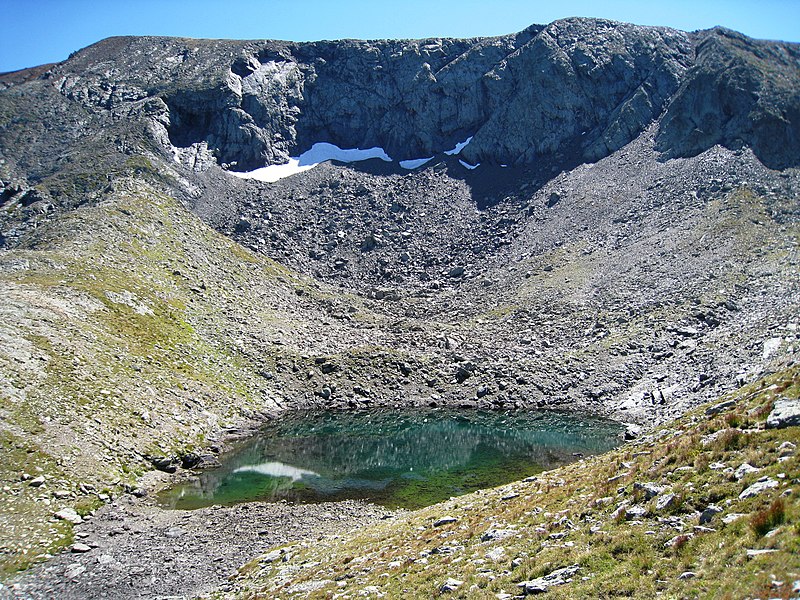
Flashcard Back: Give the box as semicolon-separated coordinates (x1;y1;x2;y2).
232;136;478;182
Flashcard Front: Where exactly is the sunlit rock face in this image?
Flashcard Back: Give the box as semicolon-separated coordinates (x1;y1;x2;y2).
5;18;797;185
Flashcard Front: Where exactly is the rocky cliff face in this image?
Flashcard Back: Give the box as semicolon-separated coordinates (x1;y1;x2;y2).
2;18;799;183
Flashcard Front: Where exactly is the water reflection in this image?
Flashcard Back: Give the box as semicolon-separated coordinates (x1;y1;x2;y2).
160;409;622;510
233;461;320;481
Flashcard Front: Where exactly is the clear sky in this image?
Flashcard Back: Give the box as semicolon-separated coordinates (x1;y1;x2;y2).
2;0;799;73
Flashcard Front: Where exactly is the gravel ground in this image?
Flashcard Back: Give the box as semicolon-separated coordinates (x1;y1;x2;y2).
1;494;396;599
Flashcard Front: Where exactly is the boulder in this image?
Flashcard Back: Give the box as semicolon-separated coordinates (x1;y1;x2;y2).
705;399;736;415
634;481;666;499
655;493;678;511
734;463;760;480
440;578;463;592
518;564;580;595
739;477;779;499
54;508;83;525
766;399;800;429
481;529;515;542
699;504;723;524
151;456;178;473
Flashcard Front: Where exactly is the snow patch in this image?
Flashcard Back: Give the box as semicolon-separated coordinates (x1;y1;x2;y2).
231;142;392;182
298;142;392;165
231;138;483;182
459;159;480;170
232;158;315;183
399;157;434;169
445;136;473;155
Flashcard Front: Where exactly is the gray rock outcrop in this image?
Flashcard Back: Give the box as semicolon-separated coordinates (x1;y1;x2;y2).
766;399;800;429
2;18;798;188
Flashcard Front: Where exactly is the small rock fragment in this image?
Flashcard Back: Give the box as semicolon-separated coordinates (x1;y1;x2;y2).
440;578;463;592
164;527;185;538
64;563;86;579
433;516;458;527
54;508;83;524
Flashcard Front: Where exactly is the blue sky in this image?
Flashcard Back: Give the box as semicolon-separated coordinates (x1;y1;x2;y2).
2;0;799;73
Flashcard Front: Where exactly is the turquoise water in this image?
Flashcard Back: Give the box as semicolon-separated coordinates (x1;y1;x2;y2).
159;409;622;510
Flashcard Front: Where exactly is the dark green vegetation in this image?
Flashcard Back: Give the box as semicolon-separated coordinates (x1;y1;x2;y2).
230;366;800;599
159;409;622;509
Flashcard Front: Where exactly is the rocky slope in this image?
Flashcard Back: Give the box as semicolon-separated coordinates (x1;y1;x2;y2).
0;16;798;596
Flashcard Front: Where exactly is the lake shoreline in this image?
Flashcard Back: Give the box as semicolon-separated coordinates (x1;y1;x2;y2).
4;492;398;599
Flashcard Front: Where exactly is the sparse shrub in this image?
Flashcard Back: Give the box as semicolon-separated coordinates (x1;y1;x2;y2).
613;506;628;525
751;402;773;420
750;498;785;537
669;534;692;555
723;412;743;429
714;428;744;452
694;453;710;472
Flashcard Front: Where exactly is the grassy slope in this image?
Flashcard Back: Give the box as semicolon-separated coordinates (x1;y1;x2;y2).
231;365;800;599
0;179;396;577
